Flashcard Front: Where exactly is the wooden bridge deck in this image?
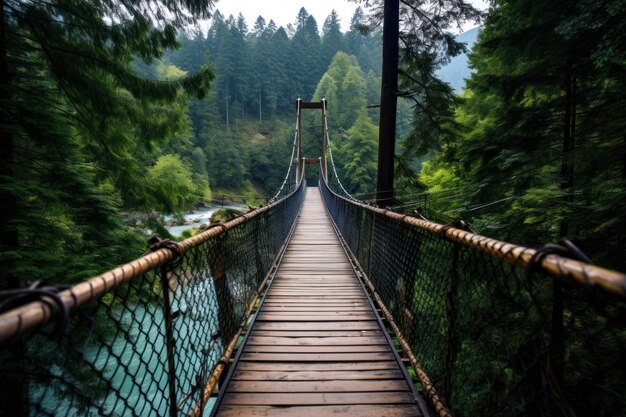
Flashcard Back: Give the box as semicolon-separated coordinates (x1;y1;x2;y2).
211;187;425;417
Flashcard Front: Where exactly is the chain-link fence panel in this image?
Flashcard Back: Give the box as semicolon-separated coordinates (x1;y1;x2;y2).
0;181;305;417
320;178;626;417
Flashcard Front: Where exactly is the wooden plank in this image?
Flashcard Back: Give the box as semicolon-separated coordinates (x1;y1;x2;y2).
263;305;372;312
220;392;416;406
261;301;368;306
234;361;400;372
256;311;375;317
216;404;422;417
265;295;367;299
231;369;404;381
270;284;360;287
267;292;364;296
242;345;389;353
267;290;363;294
246;336;389;345
226;380;409;393
252;321;380;331
255;315;375;322
239;352;396;362
250;330;384;337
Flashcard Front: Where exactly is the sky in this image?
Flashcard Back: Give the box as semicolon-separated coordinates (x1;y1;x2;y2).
206;0;490;34
212;0;360;32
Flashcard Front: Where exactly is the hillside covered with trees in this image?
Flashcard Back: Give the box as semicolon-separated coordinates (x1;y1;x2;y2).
414;0;626;271
0;3;390;288
155;6;387;197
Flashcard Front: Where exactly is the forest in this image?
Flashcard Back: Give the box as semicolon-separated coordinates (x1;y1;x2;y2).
1;1;625;417
1;0;625;288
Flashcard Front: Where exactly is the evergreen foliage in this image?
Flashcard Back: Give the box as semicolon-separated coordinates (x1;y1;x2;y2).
389;2;626;415
422;0;626;272
160;7;385;198
0;0;214;287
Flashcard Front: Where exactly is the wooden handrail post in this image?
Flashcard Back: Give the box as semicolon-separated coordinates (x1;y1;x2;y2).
159;265;179;417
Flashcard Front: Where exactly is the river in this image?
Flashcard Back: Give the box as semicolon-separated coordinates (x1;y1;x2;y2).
165;204;247;237
35;279;222;416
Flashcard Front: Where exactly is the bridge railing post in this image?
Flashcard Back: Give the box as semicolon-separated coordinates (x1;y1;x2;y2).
158;264;180;417
550;281;565;385
443;241;460;404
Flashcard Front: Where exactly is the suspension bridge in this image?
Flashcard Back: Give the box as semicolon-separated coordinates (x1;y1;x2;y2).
0;99;625;417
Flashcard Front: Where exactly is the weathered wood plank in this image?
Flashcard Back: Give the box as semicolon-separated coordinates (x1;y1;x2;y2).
239;352;397;362
212;188;421;417
252;320;380;331
231;369;404;381
263;305;372;312
250;330;384;337
243;345;390;353
226;380;409;393
234;361;400;372
220;392;416;406
255;315;375;322
216;404;421;417
246;336;389;346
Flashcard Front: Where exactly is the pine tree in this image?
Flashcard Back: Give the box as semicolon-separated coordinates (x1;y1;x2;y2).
321;10;345;66
0;0;215;291
336;111;379;195
291;11;322;99
439;0;626;272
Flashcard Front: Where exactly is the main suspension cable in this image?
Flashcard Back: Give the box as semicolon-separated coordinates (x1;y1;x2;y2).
270;101;302;201
323;101;358;201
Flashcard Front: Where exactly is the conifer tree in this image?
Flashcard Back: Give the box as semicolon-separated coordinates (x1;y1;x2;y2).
0;0;214;289
321;10;345;65
439;0;626;271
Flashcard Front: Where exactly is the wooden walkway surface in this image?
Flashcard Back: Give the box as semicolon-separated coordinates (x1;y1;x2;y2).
212;187;424;417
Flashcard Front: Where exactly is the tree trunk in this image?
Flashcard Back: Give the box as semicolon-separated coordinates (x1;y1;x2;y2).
0;5;29;416
225;81;230;130
375;0;399;206
552;62;576;390
0;0;18;290
559;62;576;238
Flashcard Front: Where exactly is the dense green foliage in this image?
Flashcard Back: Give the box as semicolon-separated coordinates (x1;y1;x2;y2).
419;0;626;272
1;1;624;416
400;2;626;414
156;7;384;197
0;4;386;287
0;0;215;287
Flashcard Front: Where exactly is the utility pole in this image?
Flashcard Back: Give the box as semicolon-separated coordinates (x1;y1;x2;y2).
376;0;399;207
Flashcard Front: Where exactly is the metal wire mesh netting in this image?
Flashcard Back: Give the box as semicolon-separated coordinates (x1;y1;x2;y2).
0;182;305;417
320;179;626;417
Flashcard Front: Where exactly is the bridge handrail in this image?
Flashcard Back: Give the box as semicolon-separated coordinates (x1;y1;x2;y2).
0;185;303;346
0;178;305;417
319;172;626;417
320;173;626;297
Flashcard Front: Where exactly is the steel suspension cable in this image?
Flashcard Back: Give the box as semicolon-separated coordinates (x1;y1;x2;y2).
322;100;358;201
270;101;302;201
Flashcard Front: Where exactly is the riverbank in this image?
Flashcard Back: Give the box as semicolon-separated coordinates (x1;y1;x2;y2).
121;201;248;237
